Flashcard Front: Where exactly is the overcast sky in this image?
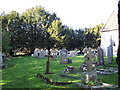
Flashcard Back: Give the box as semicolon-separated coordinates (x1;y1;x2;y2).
0;0;118;29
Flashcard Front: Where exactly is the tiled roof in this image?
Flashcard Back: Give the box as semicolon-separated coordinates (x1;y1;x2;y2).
101;11;118;32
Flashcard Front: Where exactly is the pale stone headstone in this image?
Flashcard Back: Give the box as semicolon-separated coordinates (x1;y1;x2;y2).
97;47;104;66
60;48;68;64
69;51;76;57
51;49;57;60
39;49;45;59
45;49;48;56
82;47;88;64
107;45;113;64
33;49;38;58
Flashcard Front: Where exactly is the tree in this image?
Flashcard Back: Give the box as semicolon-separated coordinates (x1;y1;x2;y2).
116;1;120;88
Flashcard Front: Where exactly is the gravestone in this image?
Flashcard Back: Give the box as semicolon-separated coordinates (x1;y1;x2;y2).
39;49;45;59
81;48;97;84
60;48;68;64
97;47;104;66
82;47;88;64
92;49;97;65
33;49;38;58
107;45;113;64
51;49;57;60
45;49;48;56
69;51;76;57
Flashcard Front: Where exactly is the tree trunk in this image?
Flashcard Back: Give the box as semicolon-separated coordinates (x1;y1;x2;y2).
9;49;14;56
117;1;120;88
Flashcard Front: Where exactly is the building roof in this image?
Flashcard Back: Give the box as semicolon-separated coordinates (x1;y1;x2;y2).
101;11;118;32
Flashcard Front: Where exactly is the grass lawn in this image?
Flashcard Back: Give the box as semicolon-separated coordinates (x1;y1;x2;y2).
1;55;118;88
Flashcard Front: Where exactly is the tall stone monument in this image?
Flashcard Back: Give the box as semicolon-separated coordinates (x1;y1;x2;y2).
81;48;97;84
60;48;68;64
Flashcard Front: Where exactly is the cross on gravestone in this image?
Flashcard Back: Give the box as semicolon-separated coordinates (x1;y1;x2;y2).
97;47;104;66
82;47;88;64
60;48;68;64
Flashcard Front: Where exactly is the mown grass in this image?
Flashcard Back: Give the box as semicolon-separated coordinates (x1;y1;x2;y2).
1;55;118;88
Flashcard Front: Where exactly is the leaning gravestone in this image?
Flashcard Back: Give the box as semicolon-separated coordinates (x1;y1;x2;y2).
107;45;113;64
97;47;104;66
60;48;68;64
33;49;38;58
39;49;45;59
81;48;97;84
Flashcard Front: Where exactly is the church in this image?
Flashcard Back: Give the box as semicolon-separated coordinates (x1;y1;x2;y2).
100;11;119;56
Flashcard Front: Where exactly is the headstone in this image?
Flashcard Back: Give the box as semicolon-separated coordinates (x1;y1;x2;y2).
69;51;76;57
51;49;57;60
82;47;88;64
45;49;48;56
81;48;97;84
60;48;68;64
33;49;38;58
107;45;113;64
92;49;97;65
39;49;45;59
97;47;104;66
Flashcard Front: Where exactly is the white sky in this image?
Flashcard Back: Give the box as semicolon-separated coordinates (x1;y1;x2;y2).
0;0;118;29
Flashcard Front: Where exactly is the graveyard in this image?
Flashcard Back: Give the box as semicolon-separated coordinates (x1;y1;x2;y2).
1;53;118;88
1;1;120;89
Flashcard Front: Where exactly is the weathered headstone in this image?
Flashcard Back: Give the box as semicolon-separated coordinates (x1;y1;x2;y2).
33;49;38;58
39;49;45;59
69;51;76;57
92;49;97;65
97;47;104;66
51;49;57;60
107;45;113;64
81;48;97;84
82;47;88;64
60;48;68;64
45;49;48;56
